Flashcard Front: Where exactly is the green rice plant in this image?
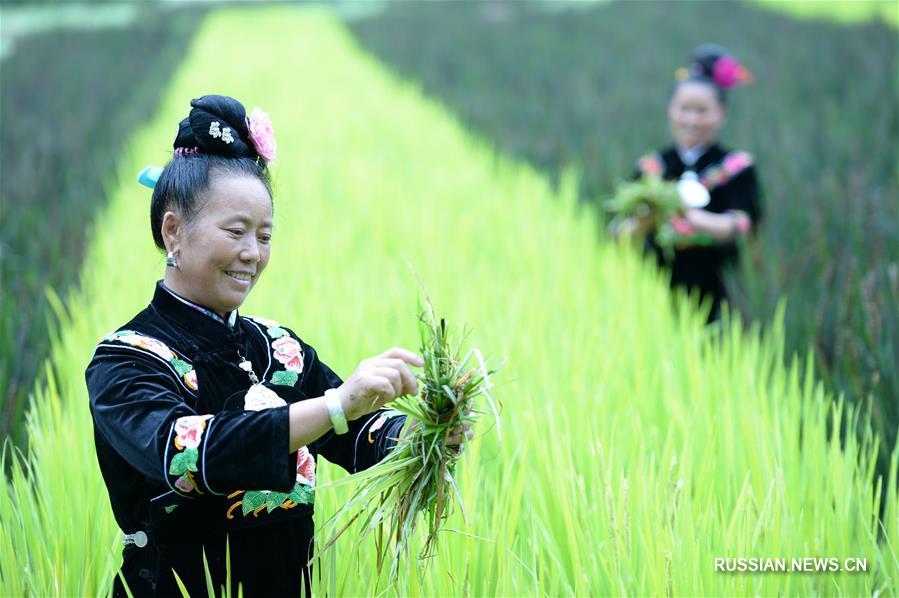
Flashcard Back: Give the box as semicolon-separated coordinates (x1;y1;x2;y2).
318;296;501;579
0;6;896;597
0;5;205;449
754;0;899;27
172;543;243;598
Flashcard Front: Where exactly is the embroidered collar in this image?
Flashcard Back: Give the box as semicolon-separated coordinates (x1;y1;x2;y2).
676;144;710;168
156;281;238;329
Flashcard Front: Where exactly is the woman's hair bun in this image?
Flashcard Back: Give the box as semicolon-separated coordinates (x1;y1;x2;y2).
172;94;259;160
689;44;731;80
677;43;752;95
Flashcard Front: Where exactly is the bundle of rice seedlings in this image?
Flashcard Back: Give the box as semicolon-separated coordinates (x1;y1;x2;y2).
605;174;681;218
316;297;502;579
605;175;716;258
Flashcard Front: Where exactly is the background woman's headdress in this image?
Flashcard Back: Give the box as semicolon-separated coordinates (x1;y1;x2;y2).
677;44;752;90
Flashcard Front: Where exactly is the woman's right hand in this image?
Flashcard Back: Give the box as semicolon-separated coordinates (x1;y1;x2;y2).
336;347;424;421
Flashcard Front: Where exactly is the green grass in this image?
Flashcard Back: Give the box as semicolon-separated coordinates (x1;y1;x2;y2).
1;6;896;596
754;0;898;27
0;5;205;450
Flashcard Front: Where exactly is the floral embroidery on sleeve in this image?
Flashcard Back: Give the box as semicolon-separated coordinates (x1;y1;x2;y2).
225;449;316;519
168;414;213;494
183;369;198;391
249;315;281;329
367;413;389;444
296;446;315;487
722;151;753;173
638;153;664;178
113;333;174;360
699;151;754;191
103;330;199;394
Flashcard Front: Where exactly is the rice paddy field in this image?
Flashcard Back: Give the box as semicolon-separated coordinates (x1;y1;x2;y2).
347;0;899;469
1;3;897;597
0;2;205;448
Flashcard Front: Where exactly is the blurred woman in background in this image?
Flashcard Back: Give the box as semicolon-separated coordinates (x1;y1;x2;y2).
629;44;762;321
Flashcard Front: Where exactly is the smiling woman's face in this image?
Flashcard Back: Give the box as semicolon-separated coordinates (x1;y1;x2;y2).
163;171;273;315
668;81;725;149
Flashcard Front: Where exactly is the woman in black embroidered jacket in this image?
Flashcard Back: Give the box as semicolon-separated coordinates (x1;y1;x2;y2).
628;45;763;321
86;95;470;597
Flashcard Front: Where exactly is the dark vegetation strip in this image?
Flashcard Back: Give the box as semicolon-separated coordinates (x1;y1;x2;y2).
347;0;898;462
0;6;206;448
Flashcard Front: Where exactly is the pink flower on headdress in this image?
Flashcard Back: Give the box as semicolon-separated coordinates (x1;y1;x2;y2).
712;56;752;90
246;107;277;164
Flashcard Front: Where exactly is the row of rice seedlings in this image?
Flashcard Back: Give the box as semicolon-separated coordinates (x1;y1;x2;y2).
0;8;206;447
1;7;896;596
754;0;899;26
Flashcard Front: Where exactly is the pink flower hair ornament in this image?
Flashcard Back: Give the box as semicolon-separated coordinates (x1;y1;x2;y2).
246;107;277;165
712;55;752;90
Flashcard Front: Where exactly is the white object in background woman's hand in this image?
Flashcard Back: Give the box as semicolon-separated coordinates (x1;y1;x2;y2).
677;171;711;208
337;347;423;421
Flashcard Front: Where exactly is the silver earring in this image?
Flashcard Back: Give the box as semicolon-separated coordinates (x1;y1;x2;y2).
166;251;179;268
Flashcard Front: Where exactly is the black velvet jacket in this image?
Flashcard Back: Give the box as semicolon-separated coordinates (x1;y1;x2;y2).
86;282;405;597
635;143;763;318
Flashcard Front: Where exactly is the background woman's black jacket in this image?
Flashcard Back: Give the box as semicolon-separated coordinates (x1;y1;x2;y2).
635;143;762;320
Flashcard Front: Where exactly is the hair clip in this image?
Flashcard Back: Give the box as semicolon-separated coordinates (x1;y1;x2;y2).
138;165;163;189
209;121;234;144
174;147;200;157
